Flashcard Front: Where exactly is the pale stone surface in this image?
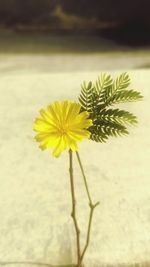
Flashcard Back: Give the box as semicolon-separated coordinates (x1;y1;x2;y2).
0;52;150;74
0;70;149;267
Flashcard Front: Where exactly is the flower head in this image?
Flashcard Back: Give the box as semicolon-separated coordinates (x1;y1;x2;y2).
33;100;92;157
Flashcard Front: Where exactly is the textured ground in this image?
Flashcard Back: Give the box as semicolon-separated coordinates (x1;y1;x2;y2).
0;59;149;267
0;52;150;74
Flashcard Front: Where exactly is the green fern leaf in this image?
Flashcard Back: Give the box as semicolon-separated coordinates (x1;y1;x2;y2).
113;72;130;91
78;72;143;143
104;89;143;106
97;108;137;125
89;120;129;142
95;73;130;108
78;81;93;112
95;73;113;93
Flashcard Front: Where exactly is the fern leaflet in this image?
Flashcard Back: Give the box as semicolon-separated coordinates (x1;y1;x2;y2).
78;73;143;143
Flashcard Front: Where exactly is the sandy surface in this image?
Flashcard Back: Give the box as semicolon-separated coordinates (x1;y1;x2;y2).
0;69;149;267
0;52;150;74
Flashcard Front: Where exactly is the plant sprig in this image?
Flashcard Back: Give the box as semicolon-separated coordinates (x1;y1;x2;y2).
78;72;143;142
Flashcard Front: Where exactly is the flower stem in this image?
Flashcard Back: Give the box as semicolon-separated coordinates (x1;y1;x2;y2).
76;151;99;266
76;152;92;204
69;149;81;267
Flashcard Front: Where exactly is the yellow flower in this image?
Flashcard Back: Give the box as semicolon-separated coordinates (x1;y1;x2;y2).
33;100;93;157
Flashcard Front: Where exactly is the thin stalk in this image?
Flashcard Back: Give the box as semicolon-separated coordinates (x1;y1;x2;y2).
80;202;99;263
69;149;81;267
76;151;99;266
76;152;92;204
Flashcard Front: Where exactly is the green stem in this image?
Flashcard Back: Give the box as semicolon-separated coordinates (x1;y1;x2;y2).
76;152;92;204
69;149;81;267
76;151;99;266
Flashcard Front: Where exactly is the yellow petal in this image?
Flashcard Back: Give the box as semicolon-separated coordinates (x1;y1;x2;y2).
52;138;63;157
33;100;92;157
66;102;81;123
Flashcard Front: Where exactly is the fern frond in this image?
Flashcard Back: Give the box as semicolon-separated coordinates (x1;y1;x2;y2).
89;120;129;142
97;108;137;125
95;73;130;107
78;72;143;143
104;89;143;106
90;129;108;143
95;73;113;93
112;72;130;91
78;81;93;112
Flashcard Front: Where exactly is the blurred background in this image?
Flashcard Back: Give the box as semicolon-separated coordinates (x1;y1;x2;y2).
0;0;150;72
0;2;150;266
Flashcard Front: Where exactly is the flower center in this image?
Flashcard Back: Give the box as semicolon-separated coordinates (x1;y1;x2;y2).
59;123;68;135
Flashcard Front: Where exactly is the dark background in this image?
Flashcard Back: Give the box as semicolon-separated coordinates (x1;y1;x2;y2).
0;0;150;45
